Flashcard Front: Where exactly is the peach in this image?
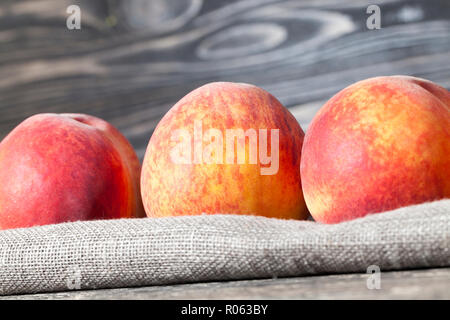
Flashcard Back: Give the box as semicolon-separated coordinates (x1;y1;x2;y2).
300;76;450;223
0;113;145;230
141;82;307;220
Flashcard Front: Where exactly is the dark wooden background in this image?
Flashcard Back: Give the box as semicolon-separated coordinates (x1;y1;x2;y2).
0;0;449;160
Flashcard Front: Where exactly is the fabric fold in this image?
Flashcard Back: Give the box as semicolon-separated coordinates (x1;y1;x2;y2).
1;199;449;296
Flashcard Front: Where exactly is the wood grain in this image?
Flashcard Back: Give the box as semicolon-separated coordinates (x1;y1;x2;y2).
0;0;449;159
2;268;449;300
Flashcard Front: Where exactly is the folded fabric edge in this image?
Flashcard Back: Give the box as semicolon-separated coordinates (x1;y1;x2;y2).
0;199;449;296
1;198;449;234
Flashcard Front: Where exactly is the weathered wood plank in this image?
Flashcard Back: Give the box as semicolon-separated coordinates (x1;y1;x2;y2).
0;0;449;159
2;268;449;300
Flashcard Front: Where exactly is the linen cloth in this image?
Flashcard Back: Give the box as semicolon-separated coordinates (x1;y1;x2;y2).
0;199;449;295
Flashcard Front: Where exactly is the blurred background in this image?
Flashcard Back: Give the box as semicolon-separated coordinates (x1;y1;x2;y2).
0;0;449;159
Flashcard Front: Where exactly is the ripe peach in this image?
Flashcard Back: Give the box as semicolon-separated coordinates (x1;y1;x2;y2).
300;76;450;223
0;113;145;230
141;82;307;220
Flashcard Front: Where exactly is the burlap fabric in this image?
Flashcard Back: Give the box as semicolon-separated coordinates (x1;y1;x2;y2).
0;200;449;296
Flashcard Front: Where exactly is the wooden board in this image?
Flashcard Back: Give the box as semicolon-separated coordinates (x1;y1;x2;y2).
0;0;449;159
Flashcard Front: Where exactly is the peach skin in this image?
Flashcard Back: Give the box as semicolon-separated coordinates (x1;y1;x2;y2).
300;76;450;223
0;113;145;230
141;82;308;220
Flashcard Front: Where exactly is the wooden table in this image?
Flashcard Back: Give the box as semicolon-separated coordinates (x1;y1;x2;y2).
0;0;449;299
